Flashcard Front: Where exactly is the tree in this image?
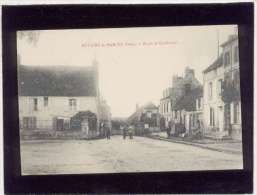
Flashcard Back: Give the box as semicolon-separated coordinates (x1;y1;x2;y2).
221;71;241;104
17;31;40;46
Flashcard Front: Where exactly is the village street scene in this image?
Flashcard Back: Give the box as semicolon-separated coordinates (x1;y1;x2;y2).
17;26;243;175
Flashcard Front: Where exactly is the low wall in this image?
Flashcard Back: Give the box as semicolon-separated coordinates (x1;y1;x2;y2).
20;129;100;140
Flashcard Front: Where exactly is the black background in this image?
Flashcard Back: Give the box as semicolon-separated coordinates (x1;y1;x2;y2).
2;3;254;194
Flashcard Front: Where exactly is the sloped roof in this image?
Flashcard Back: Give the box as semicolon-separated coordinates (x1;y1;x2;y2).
18;65;97;96
220;35;238;48
203;56;223;74
173;86;203;111
71;111;97;120
127;102;157;122
143;102;158;110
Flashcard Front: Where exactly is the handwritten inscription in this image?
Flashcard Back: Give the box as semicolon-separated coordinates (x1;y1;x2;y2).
81;41;177;48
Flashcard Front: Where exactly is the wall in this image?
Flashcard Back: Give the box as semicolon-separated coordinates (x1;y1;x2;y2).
202;36;241;139
19;96;98;130
203;65;225;132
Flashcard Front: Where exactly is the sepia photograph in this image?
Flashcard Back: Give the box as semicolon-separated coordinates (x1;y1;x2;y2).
17;25;243;175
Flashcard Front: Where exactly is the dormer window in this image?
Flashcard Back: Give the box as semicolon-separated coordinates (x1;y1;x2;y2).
33;98;38;111
44;96;48;107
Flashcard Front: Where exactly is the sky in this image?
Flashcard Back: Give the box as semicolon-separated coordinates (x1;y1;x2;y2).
17;25;237;118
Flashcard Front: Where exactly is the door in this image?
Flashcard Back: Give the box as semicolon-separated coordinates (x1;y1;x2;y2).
224;104;230;131
81;119;89;134
218;106;224;132
57;119;64;131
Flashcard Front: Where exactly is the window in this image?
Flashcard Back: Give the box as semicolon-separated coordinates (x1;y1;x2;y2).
208;82;213;100
217;79;223;96
234;102;240;124
33;98;38;111
198;98;201;109
23;117;37;130
69;99;77;111
210;107;215;126
234;45;239;63
44;96;48;107
224;51;231;66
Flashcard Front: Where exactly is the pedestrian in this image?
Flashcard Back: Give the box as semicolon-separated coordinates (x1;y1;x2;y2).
105;125;111;140
122;126;127;140
195;120;202;139
167;121;171;138
128;126;133;139
170;119;174;135
228;123;232;137
100;122;104;138
166;128;171;138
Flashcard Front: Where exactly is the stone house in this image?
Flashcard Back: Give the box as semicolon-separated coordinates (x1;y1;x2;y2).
18;61;110;138
202;34;241;140
127;102;161;134
159;67;202;131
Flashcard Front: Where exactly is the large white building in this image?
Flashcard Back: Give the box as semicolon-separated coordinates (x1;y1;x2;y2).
18;61;111;138
203;35;241;140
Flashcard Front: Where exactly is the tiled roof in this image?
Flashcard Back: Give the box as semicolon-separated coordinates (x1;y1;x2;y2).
127;102;157;122
18;65;97;96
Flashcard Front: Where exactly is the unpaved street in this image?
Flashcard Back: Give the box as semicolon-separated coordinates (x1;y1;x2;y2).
20;135;243;175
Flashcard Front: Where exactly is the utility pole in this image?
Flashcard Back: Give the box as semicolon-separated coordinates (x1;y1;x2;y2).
217;29;220;58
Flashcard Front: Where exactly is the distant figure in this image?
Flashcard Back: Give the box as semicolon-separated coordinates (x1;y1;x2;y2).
166;127;171;138
122;126;127;139
100;122;104;137
105;125;111;140
170;119;175;135
166;121;172;138
195;119;202;139
128;126;133;139
228;123;232;136
144;123;149;135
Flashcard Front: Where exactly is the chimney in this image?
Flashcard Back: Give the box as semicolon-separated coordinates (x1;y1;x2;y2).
136;103;139;111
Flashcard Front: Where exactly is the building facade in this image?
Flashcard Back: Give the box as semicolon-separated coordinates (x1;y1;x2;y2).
18;61;110;138
159;67;202;132
128;102;161;134
203;35;241;140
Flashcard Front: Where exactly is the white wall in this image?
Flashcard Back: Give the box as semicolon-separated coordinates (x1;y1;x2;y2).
19;96;98;129
202;37;240;134
203;65;225;131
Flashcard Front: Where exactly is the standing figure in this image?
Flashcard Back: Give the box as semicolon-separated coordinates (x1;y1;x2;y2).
105;125;111;140
128;126;133;139
170;119;174;135
166;125;171;138
122;126;127;139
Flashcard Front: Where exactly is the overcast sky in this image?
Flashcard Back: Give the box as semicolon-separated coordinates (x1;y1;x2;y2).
17;25;237;118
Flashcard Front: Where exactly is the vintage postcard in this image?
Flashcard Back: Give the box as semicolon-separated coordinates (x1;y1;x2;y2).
17;25;243;175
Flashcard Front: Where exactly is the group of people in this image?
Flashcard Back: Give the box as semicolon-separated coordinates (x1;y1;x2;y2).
121;125;134;139
165;119;203;138
100;123;135;140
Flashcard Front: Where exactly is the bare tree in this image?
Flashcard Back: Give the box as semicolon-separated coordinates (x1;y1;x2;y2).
17;31;40;46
